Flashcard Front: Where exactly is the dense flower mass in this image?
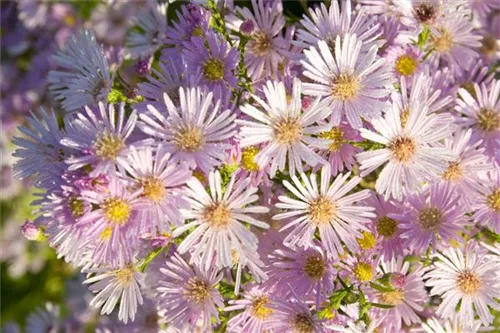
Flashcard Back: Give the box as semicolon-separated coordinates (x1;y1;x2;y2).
4;0;500;332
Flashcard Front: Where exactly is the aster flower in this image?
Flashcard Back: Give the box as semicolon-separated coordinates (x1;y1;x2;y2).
340;254;377;285
126;3;167;58
267;296;325;333
183;33;239;90
455;80;500;162
48;30;112;112
356;101;453;200
138;88;237;173
173;170;269;271
119;146;191;231
25;303;61;333
393;0;467;28
273;164;375;260
295;0;380;50
422;316;483;333
385;44;422;80
237;79;330;178
156;253;223;331
225;284;274;333
226;0;289;80
265;243;336;307
472;171;500;233
83;264;145;324
370;258;427;332
164;3;210;47
61;102;142;176
302;33;391;128
424;244;500;327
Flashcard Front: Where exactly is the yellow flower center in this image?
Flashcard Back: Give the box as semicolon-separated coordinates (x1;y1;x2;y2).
319;127;345;152
94;131;125;160
102;197;131;225
175;127;204;152
395;55;418;77
357;231;377;250
249;31;273;56
251;296;273;319
141;177;165;203
241;147;260;171
457;271;481;295
203;58;225;81
273;117;302;145
418;207;443;231
376;216;398;238
292;313;315;333
379;289;404;305
184;278;211;303
308;196;336;225
442;161;463;182
354;262;373;282
432;29;453;53
487;189;500;212
203;203;231;228
192;27;203;37
331;74;361;101
63;14;76;27
69;196;85;218
114;266;135;285
477;108;500;132
303;255;327;280
389;136;416;162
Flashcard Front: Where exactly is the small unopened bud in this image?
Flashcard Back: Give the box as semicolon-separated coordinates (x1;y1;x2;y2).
301;96;313;110
390;272;407;289
21;220;45;241
135;58;152;76
240;20;255;35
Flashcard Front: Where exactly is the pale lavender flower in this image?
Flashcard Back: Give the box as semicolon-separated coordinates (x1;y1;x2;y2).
156;253;223;331
302;33;391;128
25;303;60;333
356;101;453;200
472;171;500;233
126;3;167;58
422;316;484;333
273;164;375;260
424;243;500;327
237;79;330;178
267;296;325;333
83;264;145;324
164;3;210;47
385;44;422;80
392;0;468;28
139;88;237;173
48;30;112;111
173;170;269;271
90;2;135;45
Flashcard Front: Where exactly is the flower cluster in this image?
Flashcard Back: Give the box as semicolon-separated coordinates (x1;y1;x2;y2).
9;0;500;332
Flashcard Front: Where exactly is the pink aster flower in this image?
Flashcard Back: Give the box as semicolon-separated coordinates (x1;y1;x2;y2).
385;44;423;80
273;164;375;260
237;79;330;178
267;296;325;333
455;80;500;163
396;183;467;254
173;170;269;271
156;252;223;331
119;146;191;231
472;170;500;233
424;243;500;327
138;87;237;173
356;101;453;200
302;33;392;128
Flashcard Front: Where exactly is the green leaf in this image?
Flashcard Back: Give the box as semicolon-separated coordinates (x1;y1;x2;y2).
370;302;395;309
369;282;395;293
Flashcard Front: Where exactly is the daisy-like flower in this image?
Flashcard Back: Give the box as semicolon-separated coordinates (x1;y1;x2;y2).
138;88;237;173
25;303;61;333
370;258;427;332
77;176;143;267
356;101;453;200
226;0;288;80
427;13;482;72
225;284;274;333
48;30;112;112
237;79;330;178
422;316;483;333
472;171;500;233
267;296;325;333
385;44;422;80
173;170;269;271
164;3;210;47
438;130;492;207
62;102;141;176
126;3;167;58
265;243;336;307
424;243;500;327
302;33;391;128
397;183;467;254
273;164;375;260
455;80;500;162
12;109;68;188
183;33;239;90
392;0;467;28
295;0;380;50
119;146;191;231
83;264;144;324
156;253;223;331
